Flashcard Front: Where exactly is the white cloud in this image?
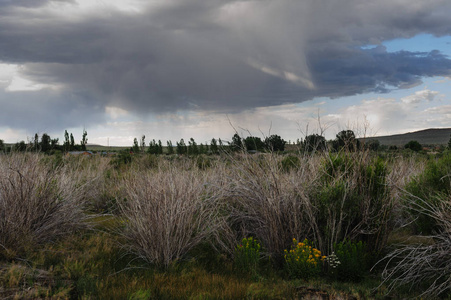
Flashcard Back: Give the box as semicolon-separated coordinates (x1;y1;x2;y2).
401;89;439;104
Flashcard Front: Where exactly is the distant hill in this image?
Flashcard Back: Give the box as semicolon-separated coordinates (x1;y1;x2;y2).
362;128;451;146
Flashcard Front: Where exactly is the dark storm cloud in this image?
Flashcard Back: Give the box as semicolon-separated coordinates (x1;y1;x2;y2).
0;0;74;9
0;0;451;131
0;89;105;132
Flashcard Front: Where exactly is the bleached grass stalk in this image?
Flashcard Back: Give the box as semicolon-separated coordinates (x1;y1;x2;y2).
0;153;102;258
118;161;227;267
224;148;398;259
378;192;451;297
223;152;319;258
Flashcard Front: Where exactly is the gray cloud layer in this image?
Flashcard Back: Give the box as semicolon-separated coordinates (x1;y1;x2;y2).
1;0;451;131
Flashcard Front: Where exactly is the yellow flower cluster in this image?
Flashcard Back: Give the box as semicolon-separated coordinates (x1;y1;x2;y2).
284;238;325;279
284;238;325;266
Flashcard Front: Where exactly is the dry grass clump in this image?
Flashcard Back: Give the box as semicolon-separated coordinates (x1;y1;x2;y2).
379;193;451;297
0;153;102;258
224;152;319;258
224;149;397;259
118;161;227;267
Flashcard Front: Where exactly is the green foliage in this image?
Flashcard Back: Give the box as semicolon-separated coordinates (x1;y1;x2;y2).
366;139;380;151
132;138;140;153
167;140;174;154
70;133;75;149
405;153;451;234
0;139;4;151
280;155;300;172
315;154;389;254
176;139;187;155
404;140;422;152
210;138;219;154
111;150;133;168
303;134;327;152
188;138;199;155
333;130;360;152
244;136;265;152
231;133;243;152
264;134;286;152
140;135;146;153
332;240;368;282
284;239;324;280
234;237;261;277
81;130;88;151
148;139;163;155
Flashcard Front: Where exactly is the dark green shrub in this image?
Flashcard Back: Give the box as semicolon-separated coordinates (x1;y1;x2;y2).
313;154;390;256
332;240;368;282
405;153;451;234
280;155;300;172
404;140;422;152
196;155;211;170
234;237;261;278
111;151;132;168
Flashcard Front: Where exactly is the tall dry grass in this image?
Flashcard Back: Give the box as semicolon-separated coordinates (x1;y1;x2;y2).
223;152;319;259
222;149;400;259
379;191;451;297
0;153;105;258
118;159;228;267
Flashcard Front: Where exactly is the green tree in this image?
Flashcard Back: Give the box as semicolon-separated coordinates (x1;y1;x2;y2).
40;133;52;153
167;140;174;154
34;133;39;151
51;138;59;150
303;134;327;152
264;134;286;152
0;139;4;151
366;139;380;151
64;130;70;152
333;130;359;152
81;130;88;151
244;136;265;152
70;133;75;150
188;138;199;155
140;135;146;153
158;140;163;154
210;138;219;154
176;139;187;155
132;138;140;153
448;134;451;150
148;139;157;154
405;140;422;152
15;141;27;152
230;134;242;151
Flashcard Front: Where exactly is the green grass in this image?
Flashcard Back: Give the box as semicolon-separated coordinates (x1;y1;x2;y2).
0;227;428;299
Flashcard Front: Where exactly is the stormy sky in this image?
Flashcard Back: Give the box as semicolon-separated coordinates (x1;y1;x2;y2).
1;0;451;145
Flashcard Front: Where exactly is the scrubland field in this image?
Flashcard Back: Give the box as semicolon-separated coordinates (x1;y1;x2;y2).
1;148;451;299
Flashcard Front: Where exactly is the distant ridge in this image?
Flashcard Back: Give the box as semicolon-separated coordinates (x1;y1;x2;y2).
362;128;451;146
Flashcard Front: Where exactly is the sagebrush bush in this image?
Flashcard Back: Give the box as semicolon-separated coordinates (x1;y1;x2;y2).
380;193;451;297
224;153;317;261
118;162;227;267
224;149;396;265
0;153;102;258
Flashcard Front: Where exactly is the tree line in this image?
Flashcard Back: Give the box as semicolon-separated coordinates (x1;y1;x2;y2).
0;130;88;154
2;129;450;154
